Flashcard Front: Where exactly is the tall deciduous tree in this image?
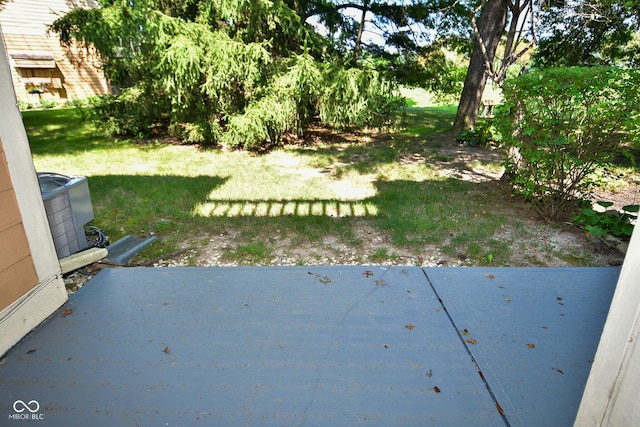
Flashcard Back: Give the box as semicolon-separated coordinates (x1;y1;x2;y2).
534;0;640;68
452;0;508;133
452;0;640;133
452;0;539;133
302;1;471;97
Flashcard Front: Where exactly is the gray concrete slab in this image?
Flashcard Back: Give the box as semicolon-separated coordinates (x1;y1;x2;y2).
1;266;506;426
425;267;620;427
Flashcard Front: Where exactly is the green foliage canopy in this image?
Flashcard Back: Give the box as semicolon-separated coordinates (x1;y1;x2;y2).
51;0;403;148
534;0;640;67
496;66;640;220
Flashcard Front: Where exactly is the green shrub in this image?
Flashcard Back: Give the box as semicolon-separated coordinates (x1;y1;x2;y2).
84;87;170;138
65;99;87;108
573;201;638;238
457;123;501;147
318;66;403;130
18;100;34;110
39;99;59;109
496;66;640;220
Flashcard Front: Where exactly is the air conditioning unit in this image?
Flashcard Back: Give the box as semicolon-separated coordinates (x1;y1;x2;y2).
37;172;94;259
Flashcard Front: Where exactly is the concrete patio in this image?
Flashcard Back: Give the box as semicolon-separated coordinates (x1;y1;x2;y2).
0;266;621;426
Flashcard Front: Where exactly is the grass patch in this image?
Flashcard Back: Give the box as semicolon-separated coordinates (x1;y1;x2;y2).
24;98;613;266
224;240;274;264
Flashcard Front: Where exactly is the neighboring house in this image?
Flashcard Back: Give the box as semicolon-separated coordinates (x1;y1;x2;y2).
0;0;108;105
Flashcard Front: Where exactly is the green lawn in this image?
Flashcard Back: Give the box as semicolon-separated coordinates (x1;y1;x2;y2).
24;100;608;266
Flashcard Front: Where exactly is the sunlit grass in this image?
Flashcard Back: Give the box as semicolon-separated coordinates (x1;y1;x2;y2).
193;199;379;218
24;99;516;265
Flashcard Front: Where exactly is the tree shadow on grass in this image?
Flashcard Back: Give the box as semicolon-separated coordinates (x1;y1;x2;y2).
189;177;508;248
24;108;177;156
83;168;520;265
291;106;459;176
86;175;228;239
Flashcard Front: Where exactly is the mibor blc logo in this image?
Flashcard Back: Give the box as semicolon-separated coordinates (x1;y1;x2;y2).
9;400;44;420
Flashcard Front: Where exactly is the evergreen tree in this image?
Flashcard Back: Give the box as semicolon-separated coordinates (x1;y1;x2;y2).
51;0;403;148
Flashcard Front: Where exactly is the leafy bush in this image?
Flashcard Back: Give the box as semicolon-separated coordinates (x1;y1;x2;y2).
18;100;33;110
65;99;87;108
573;201;638;238
496;66;640;220
39;99;59;109
85;87;170;138
457;123;501;147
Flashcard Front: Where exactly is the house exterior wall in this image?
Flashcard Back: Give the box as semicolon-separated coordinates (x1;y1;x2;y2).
575;223;640;426
0;141;39;311
0;32;67;356
0;0;108;105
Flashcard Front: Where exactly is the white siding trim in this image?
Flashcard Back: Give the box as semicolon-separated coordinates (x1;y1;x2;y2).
575;225;640;425
0;273;65;353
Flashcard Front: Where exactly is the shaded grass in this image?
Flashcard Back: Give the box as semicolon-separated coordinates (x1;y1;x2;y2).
25;103;515;265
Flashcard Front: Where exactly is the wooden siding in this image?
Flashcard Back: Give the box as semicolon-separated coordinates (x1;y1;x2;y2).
0;140;38;312
0;0;98;36
0;0;108;103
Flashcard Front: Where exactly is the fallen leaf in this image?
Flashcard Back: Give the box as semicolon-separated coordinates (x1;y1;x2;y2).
384;344;389;349
528;343;536;349
375;280;387;287
162;347;170;354
426;369;433;378
486;274;495;279
405;324;415;330
552;367;565;374
27;349;37;354
498;286;505;289
62;308;73;317
496;402;505;416
466;338;478;345
363;270;374;277
433;386;441;393
401;269;408;274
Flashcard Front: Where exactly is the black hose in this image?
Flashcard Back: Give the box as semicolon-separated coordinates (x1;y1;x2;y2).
86;226;109;248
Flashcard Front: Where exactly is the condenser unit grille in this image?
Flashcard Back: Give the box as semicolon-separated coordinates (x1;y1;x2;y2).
37;172;94;259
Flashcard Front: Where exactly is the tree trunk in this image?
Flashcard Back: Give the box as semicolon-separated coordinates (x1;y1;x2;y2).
452;0;509;134
353;1;369;62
